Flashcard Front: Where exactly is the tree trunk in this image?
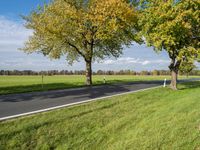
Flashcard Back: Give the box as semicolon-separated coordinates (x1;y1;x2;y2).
170;69;178;90
85;60;92;86
169;55;180;90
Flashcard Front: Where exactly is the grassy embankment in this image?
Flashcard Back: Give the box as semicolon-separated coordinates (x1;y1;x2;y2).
0;81;200;149
0;75;198;95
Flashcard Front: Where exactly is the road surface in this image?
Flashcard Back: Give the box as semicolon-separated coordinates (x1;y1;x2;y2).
0;79;198;120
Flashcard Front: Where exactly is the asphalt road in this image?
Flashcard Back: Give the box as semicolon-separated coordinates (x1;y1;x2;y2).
0;80;164;119
0;79;199;120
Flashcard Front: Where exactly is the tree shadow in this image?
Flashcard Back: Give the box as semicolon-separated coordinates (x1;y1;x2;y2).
0;81;161;103
178;81;200;90
0;83;85;95
0;80;164;96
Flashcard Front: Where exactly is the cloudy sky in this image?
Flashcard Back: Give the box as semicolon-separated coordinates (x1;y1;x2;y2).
0;1;198;71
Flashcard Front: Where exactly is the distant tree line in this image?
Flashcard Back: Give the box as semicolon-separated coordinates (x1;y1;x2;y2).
1;70;200;76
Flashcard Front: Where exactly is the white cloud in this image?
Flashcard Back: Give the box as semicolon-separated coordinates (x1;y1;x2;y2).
0;55;70;71
0;16;32;52
100;57;169;66
142;60;150;65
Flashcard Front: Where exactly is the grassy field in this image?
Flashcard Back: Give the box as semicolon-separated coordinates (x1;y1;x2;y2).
0;81;200;149
0;75;197;95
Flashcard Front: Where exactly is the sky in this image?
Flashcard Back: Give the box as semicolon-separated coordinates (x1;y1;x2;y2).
0;1;198;71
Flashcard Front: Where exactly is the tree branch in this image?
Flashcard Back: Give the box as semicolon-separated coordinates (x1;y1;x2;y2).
67;42;86;59
81;33;92;45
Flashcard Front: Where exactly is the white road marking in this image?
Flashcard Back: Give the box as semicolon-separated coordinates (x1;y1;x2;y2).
0;85;161;121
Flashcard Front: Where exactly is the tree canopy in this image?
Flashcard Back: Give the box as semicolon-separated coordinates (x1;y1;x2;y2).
22;0;140;85
179;60;196;77
139;0;200;89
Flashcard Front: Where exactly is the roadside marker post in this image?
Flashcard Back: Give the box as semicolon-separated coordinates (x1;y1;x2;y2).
103;76;106;84
163;78;167;87
42;75;44;89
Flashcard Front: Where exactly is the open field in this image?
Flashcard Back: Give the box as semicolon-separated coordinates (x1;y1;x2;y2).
0;81;200;149
0;75;198;95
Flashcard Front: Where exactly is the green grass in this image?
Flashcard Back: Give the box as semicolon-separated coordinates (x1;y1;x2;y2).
0;81;200;149
0;75;198;95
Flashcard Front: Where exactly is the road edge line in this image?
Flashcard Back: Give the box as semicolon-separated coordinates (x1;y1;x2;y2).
0;85;162;122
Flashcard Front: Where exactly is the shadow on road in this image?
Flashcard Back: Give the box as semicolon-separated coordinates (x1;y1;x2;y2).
0;81;161;103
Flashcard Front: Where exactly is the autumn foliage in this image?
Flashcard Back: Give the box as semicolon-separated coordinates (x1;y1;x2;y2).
22;0;140;85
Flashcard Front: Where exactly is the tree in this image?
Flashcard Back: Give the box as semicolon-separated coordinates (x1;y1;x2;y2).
152;70;159;76
21;0;140;86
139;0;200;90
140;70;150;75
179;60;196;77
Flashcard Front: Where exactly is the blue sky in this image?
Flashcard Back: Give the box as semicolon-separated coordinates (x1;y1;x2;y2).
0;0;50;18
0;1;197;71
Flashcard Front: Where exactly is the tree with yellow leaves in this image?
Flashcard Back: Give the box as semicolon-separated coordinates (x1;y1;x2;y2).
179;60;196;78
139;0;200;90
22;0;140;85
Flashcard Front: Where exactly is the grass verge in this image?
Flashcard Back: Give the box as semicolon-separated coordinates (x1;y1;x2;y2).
0;81;200;149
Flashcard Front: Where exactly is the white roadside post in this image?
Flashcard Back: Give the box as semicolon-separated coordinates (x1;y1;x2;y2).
42;74;44;89
103;76;106;84
163;78;167;87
